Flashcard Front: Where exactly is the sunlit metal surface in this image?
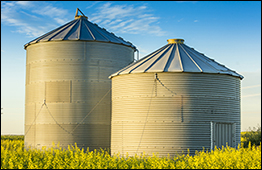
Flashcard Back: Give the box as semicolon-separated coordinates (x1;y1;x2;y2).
110;39;242;157
110;39;243;79
24;13;135;151
24;16;136;50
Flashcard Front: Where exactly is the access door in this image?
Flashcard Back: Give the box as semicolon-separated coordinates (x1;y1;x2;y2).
211;122;236;149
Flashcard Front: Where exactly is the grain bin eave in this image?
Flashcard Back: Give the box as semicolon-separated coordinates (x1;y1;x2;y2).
109;39;243;80
24;39;137;51
109;71;243;80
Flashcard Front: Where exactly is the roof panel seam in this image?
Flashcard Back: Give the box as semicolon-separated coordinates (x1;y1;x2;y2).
99;28;123;44
179;44;203;72
35;20;76;43
48;19;77;41
144;45;173;72
61;21;80;40
182;44;220;72
128;44;170;74
163;44;176;72
87;21;110;42
64;19;80;40
117;44;168;75
83;20;96;40
177;44;184;71
77;19;82;40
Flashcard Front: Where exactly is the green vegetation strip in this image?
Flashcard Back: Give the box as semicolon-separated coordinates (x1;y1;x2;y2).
1;128;261;169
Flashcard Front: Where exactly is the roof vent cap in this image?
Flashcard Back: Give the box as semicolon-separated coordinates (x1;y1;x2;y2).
75;8;88;19
167;38;184;44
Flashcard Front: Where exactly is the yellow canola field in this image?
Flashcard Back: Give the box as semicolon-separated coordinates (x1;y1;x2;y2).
1;139;261;169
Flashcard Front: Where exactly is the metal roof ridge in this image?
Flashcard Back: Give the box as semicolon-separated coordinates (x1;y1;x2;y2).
24;9;136;49
144;45;173;72
163;44;176;72
176;43;184;72
179;44;203;72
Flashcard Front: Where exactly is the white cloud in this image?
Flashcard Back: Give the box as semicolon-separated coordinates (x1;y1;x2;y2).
242;93;261;98
1;1;70;38
1;1;69;37
242;84;261;89
16;1;32;6
1;2;166;38
31;5;68;18
178;18;184;22
194;20;199;22
86;1;101;9
54;18;68;25
89;2;166;36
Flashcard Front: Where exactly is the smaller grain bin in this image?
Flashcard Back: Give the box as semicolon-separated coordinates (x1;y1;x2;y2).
109;38;243;157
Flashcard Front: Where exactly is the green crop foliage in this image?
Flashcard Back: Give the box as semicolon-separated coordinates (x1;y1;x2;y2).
1;135;24;141
241;125;261;148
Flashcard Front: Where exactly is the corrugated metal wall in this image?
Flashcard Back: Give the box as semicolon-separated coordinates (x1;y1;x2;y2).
111;72;241;157
25;41;134;150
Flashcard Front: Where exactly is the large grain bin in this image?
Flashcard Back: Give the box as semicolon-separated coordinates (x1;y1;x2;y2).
110;38;243;157
24;9;136;151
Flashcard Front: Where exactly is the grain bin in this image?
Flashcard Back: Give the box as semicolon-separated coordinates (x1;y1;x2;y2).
24;9;136;151
110;38;243;157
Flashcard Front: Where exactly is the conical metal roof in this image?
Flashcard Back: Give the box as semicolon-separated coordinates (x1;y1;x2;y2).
24;8;136;50
109;38;243;79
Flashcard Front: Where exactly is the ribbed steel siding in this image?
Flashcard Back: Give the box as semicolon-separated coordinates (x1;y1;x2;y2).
25;41;134;150
111;72;241;157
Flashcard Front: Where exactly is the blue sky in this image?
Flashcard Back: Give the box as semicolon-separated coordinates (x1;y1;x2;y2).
1;1;261;134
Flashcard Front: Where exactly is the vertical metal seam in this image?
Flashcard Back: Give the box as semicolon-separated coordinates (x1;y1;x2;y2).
28;64;30;84
84;41;86;61
210;121;213;150
34;102;36;147
45;82;46;102
122;121;124;157
155;73;157;97
181;95;183;122
69;80;72;103
135;77;155;154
